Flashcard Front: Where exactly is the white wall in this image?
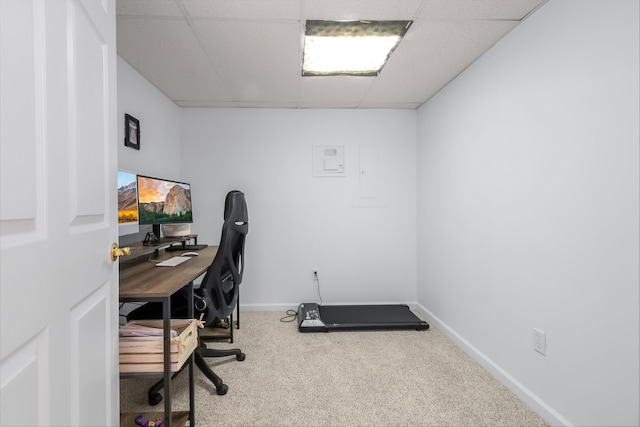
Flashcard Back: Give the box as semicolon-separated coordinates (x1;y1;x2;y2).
416;1;639;426
117;57;418;308
180;108;418;309
117;57;183;242
117;57;182;181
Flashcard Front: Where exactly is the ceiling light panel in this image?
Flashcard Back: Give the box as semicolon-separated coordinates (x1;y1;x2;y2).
302;20;412;77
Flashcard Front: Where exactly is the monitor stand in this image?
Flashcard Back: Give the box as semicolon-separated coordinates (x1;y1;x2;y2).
142;225;162;246
152;224;161;241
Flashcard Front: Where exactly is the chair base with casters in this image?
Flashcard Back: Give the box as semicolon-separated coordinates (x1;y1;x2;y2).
146;338;246;405
195;341;245;396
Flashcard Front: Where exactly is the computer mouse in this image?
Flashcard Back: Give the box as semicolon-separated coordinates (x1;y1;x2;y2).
182;252;199;257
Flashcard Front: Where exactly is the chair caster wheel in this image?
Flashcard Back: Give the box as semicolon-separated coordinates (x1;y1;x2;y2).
237;352;246;361
216;384;228;395
148;392;163;406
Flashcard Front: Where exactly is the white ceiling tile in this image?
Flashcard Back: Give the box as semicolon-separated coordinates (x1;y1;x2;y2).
177;100;239;107
299;102;359;110
182;0;301;20
236;101;300;108
418;0;546;21
299;102;360;109
299;75;373;105
362;20;519;105
117;17;234;102
302;0;422;20
359;101;423;109
193;19;301;103
116;0;182;17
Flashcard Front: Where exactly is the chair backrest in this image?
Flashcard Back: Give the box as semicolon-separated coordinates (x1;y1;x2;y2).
195;191;248;325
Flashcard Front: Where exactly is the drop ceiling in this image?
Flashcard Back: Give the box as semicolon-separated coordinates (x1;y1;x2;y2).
116;0;547;109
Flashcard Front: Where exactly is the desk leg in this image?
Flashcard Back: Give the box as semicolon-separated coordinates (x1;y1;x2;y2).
187;283;195;426
163;298;172;427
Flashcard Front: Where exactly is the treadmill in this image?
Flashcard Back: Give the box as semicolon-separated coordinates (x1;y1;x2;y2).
298;302;429;332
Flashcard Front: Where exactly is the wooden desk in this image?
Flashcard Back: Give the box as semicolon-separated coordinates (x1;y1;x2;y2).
119;245;218;427
120;245;217;299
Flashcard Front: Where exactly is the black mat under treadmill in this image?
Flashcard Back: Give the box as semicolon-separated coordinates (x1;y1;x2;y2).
298;303;429;332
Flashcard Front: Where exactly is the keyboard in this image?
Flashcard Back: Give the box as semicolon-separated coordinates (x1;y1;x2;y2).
156;256;192;267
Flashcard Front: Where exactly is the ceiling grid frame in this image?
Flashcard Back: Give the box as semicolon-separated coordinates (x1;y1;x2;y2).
116;0;548;109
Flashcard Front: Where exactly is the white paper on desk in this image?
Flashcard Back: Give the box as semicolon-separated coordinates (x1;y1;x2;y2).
119;324;178;339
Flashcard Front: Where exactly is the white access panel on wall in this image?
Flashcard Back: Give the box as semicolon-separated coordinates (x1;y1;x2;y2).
313;145;345;177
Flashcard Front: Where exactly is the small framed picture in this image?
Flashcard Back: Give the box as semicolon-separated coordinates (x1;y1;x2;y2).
124;114;140;150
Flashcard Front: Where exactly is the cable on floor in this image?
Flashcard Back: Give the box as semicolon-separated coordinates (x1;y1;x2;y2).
280;310;298;322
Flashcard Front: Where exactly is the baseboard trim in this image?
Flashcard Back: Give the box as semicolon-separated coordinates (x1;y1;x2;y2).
239;303;299;312
413;303;572;427
240;301;422;313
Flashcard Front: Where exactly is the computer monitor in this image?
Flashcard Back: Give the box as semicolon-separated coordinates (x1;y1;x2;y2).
117;170;139;236
136;174;193;240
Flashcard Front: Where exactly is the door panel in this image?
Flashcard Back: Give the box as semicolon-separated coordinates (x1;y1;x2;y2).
0;0;118;425
71;285;110;425
0;331;49;427
0;0;42;239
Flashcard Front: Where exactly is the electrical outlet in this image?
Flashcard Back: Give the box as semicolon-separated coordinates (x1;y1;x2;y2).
533;328;546;355
312;269;319;281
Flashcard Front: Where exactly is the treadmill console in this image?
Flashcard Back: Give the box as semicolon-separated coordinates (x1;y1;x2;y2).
298;303;326;332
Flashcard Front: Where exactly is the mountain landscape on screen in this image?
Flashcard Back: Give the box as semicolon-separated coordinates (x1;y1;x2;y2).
118;181;138;224
138;184;192;224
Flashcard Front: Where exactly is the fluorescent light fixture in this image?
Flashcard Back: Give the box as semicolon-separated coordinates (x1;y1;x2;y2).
302;20;412;77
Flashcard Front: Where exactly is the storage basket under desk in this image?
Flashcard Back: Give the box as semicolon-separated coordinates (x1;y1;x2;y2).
119;319;198;374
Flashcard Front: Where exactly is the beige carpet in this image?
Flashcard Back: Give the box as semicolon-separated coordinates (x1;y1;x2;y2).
120;311;549;427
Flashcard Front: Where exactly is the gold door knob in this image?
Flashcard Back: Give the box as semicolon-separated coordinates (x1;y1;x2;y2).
111;243;131;262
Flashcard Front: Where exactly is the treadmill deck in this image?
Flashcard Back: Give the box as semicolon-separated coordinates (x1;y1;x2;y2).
298;303;429;332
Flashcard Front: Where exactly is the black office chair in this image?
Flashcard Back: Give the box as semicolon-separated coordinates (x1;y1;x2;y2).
127;190;248;403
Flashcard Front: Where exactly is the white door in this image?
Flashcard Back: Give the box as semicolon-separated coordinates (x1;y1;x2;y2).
0;0;119;425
